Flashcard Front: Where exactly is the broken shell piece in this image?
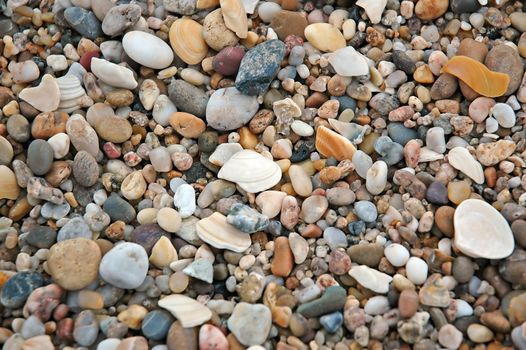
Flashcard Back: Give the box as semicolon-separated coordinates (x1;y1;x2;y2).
0;165;20;200
328;119;369;144
57;75;94;113
454;199;514;259
220;0;248;38
158;294;212;327
90;57;138;90
218;150;282;193
315;126;357;161
196;212;252;253
356;0;387;24
18;74;61;112
447;147;484;184
349;264;393;294
418;147;445;163
328;46;369;77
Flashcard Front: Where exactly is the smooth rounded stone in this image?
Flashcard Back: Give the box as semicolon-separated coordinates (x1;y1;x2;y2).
149;147;172;172
48;238;101;290
301;195;329;223
511;12;526;32
304;23;346;52
270;10;308;40
467;324;494;343
348;243;384;267
26;226;56;248
227;303;272;346
0;272;44;308
64;7;103;39
159;294;212;327
366;161;387;195
153;95;177;126
384;243;409;267
438;324;463;349
392;50;416;75
258;2;282;23
406;257;428;285
122;31;174;69
326;188;355;206
288;164;312;197
166;321;198;350
199;324;229;350
349;265;393;293
66;114;100;157
150;236;178;268
491;103;516;128
6;114;30;143
328;46;369;77
234;40;286;96
94;116;133;144
157;207;181;233
8;60;39;84
212;47;245;77
72;151;99;187
91;58;137;90
398;289;419;318
27;139;53;176
141;310;173;341
255;190;286;218
103;193;136;224
131;225;164;254
319;311;343;333
41;202;71;220
354;201;377;223
430;73;458;100
202;9;238;52
485;45;524;95
387;123;418;146
164;0;197;14
469;97;494;123
73;310;99;347
288;232;308;264
352;150;373;179
173;184;197;218
21;316;45;339
168;79;209;118
102;4;141;36
100;243;149;289
0;136;13;166
454;199;515;259
297;285;346;318
57;217;92;241
426;127;446;154
511;324;526;349
452;256;474;284
512;220;526;248
364;296;390;315
47;133;70;159
426;181;448;205
97;339;122;350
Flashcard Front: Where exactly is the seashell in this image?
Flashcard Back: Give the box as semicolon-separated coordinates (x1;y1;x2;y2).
441;56;510;98
56;75;94;113
158;294;212;327
315;125;357;161
418;147;444;162
328;46;369;77
328;119;369;144
18;74;61;113
0;165;20;200
218;150;282;193
447;147;484;184
304;23;346;52
349;265;392;294
454;198;514;259
169;18;208;65
195;212;252;253
90;57;138;90
356;0;387;24
220;0;248;38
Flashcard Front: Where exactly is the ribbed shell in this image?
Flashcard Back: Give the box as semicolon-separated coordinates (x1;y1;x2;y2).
57;75;92;113
315;125;357;161
169;18;208;65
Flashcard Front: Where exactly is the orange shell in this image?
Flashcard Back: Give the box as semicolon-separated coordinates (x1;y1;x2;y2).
441;56;510;98
315;125;356;161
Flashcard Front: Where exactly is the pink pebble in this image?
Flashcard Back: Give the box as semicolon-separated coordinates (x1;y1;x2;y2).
199;324;229;350
469;96;496;123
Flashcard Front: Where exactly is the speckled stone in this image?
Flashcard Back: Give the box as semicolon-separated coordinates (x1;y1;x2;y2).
168;79;209;118
64;7;103;40
235;40;286;96
226;203;269;233
0;272;44;308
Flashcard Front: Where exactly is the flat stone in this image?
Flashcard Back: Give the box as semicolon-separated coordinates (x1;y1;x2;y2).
64;7;103;40
27;139;53;176
0;272;44;308
297;286;347;318
348;265;393;293
99;242;149;289
227;303;272;346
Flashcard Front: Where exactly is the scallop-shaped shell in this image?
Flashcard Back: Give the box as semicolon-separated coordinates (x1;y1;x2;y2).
454;198;515;259
195;212;252;253
220;0;248;39
315;125;357;161
217;149;282;193
169;18;208;65
447;147;484;184
57;75;94;113
158;294;212;327
0;165;20;200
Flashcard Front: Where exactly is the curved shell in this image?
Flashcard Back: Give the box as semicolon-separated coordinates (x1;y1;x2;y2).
220;0;248;38
169;18;208;65
315;126;357;161
57;75;93;113
454;199;514;259
195;212;252;253
218;150;282;193
0;165;20;200
90;57;138;90
158;294;212;327
447;147;484;184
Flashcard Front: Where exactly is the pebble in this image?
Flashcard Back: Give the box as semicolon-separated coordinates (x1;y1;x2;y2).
438;324;463;349
99;243;149;289
354;201;378;223
485;45;524;95
384;243;409;267
159;294;212;327
64;7;103;39
27;139;53;176
141;310;173;340
349;265;392;293
73;151;99;187
467;324;494;343
156;207;181;233
304;23;346;52
227;203;269;233
405;257;428;285
173;184;197;218
0;272;43;308
270;10;308;40
491;103;516;128
101;4;141;36
199;324;229;350
212;47;245;76
329;46;369;77
168;79;209;118
227;303;272;346
271;236;294;277
103;193;136;224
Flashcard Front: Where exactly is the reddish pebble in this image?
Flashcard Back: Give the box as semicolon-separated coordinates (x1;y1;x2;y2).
199;324;229;350
116;336;148;350
399;289;419;318
271;236;294;277
23;284;63;322
212;47;245;76
56;318;74;340
284;35;304;54
328;249;352;275
80;51;100;72
103;142;121;159
53;304;70;321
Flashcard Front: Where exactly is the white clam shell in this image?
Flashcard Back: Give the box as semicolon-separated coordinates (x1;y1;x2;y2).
218;150;282;193
447;147;484;184
454;199;514;259
195;212;252;253
158;294;212;327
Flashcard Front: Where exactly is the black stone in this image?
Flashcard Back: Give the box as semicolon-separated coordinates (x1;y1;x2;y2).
103;193;136;223
26;226;57;248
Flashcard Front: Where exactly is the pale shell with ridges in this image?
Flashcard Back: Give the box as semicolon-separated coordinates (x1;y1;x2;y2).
218;150;282;193
169;18;208;65
195;212;252;253
158;294;212;327
57;75;94;113
220;0;248;38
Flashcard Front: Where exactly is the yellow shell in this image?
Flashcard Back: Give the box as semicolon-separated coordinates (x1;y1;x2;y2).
0;165;20;200
315;126;357;161
220;0;248;39
169;18;208;65
304;23;346;52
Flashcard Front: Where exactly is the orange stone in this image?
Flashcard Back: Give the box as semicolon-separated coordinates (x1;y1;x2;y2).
169;112;206;139
441;56;510;98
271;236;294;277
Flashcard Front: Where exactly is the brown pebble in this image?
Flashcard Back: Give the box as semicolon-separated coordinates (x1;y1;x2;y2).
435;206;455;237
169;112;206;139
271;236;294;277
167;321;198;350
399;289;419;318
31;112;68;139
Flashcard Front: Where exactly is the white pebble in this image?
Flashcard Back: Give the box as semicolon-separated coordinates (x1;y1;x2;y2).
491;103;516;128
46;54;68;71
384;243;409;267
455;299;473;318
405;257;428;285
173;184;196;218
364;296;390;315
485;117;499;133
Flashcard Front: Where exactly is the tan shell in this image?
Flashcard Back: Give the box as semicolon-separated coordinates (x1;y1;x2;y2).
447;147;484;184
197;0;219;8
315;125;357;161
0;165;20;200
195;212;252;253
454;199;515;259
218;150;282;193
158;294;212;327
57;75;94;113
220;0;248;39
304;23;346;52
169;18;208;65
